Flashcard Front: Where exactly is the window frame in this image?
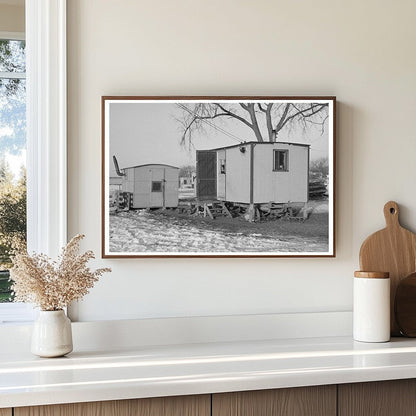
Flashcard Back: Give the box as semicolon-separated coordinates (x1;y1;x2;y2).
151;181;163;192
0;0;67;324
273;149;289;172
26;0;67;257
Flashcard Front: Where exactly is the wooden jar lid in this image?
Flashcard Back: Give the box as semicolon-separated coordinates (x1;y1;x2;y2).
354;271;390;279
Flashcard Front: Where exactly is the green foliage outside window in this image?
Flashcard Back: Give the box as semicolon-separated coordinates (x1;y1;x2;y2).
0;39;27;302
0;162;26;302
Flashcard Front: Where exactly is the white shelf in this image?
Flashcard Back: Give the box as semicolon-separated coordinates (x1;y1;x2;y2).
2;336;416;408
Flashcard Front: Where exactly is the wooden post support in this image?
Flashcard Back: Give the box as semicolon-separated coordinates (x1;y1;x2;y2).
247;203;256;222
221;203;233;218
206;205;214;219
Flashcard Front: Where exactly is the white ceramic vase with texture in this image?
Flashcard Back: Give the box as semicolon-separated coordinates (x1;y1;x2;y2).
31;310;73;357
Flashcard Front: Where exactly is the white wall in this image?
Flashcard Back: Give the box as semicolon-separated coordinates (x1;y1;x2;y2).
67;0;416;322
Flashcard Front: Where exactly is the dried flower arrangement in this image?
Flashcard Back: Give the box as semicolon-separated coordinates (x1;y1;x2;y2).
10;234;111;311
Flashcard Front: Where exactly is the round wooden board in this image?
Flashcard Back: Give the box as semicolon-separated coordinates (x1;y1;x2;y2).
395;272;416;337
360;201;416;335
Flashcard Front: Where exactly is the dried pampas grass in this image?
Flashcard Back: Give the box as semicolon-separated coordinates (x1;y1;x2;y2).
10;234;111;311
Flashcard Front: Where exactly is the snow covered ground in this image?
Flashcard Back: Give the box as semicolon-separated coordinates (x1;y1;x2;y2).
109;208;329;254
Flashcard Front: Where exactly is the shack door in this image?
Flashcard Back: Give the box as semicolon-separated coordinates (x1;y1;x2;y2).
149;168;165;207
196;151;217;200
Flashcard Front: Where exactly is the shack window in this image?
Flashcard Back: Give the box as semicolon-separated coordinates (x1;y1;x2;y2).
273;150;289;171
151;181;162;192
220;159;226;174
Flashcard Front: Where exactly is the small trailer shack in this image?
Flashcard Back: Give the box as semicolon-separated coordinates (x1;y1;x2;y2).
109;176;122;191
113;158;179;209
196;141;310;205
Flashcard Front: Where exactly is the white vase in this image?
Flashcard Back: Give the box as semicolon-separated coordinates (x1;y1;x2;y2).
31;310;73;357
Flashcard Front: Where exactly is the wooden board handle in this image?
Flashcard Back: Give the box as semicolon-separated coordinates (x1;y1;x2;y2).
384;201;400;228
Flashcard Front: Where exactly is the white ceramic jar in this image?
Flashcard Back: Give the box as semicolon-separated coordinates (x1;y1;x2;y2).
31;310;73;357
353;271;390;343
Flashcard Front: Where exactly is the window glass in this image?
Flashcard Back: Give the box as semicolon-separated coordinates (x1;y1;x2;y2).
0;39;27;303
0;40;25;73
274;150;288;171
220;159;226;174
151;181;162;192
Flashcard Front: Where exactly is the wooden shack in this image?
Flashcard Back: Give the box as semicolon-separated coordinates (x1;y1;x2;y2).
196;142;310;205
114;160;179;209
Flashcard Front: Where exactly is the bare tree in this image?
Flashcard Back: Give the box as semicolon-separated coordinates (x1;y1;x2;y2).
177;102;329;146
310;157;329;177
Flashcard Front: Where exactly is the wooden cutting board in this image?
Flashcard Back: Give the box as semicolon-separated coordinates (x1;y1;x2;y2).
359;201;416;336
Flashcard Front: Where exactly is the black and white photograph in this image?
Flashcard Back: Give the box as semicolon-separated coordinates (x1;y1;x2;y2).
102;97;335;257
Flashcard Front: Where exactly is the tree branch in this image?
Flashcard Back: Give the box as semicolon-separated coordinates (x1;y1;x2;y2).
276;103;328;133
177;101;329;147
305;114;329;135
245;103;264;142
257;104;267;113
274;103;291;134
179;111;241;145
265;103;275;141
215;103;254;129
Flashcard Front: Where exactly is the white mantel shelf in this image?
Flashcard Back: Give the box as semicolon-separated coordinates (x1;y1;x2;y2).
2;336;416;409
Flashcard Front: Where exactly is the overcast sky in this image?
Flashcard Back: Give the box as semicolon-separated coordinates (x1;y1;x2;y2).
108;102;329;176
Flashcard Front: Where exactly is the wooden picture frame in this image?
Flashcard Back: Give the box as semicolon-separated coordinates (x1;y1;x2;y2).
102;96;336;258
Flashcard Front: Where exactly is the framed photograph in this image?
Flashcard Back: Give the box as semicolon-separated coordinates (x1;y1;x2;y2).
102;96;336;258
